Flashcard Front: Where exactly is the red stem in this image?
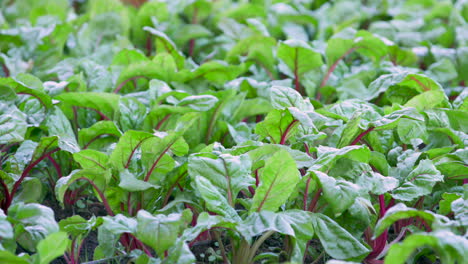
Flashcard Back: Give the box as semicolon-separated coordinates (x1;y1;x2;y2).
83;133;119;149
188;8;198;57
0;178;10;209
114;76;148;94
144;143;175;182
145;33;153;56
47;155;62;179
254;169;259;187
162;171;188;207
6;148;60;211
303;177;311;210
308;188;322;212
74;177;115;216
351;127;375;145
280;120;298;145
1;63;10;77
304;143;312;157
70;239;76;264
155;114;171;130
317;47;356;100
127;192;133;216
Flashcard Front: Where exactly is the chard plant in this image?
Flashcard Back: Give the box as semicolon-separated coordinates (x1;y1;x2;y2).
0;0;467;263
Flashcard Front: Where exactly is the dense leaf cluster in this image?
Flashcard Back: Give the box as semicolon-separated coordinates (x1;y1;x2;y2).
0;0;467;263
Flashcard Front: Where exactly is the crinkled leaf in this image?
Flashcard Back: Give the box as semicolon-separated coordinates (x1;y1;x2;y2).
189;153;253;205
392;159;444;201
311;213;370;260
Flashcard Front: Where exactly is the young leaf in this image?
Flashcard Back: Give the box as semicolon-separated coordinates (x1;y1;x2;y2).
136;210;190;257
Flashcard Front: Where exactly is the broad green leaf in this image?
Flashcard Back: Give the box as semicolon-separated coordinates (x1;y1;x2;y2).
36;231;68;264
96;214;137;257
181;213;237;242
46;107;79;153
405;90;450;111
240;210;315;262
0;76;53;109
14;178;42;204
0;251;29;264
132;1;169;46
55;92;120;120
371;108;424;131
255;109;298;144
55;169;111;205
59;215;98;238
136;210;191;257
0;102;27;144
0;210;13;239
111;49;148;66
144;27;185;70
194;176;241;221
173;24;213;47
367;72;445;101
374;203;436;238
7;203;59;252
397;118;428;145
73;149;109;171
118;170;159;191
30;136;59;162
226;35;276;74
384;231;467;264
426;58;458;83
438;193;463;215
278;39;323;77
180;61;247;85
177;95;218;111
392;159;444;201
251;150;300;212
337;112;362;148
356;171;398;195
311;145;370;172
314;171;360;215
189;153;253;205
117;97;147;132
141;131;188;181
78;121;122;149
311;213;370;260
270;85;313;111
109;130;154;171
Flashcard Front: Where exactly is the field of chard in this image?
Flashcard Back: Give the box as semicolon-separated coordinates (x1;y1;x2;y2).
1;0;468;263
